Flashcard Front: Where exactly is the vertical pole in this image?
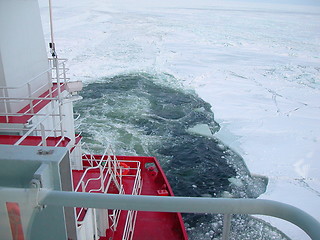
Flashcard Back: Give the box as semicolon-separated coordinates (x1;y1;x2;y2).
40;123;47;146
100;166;104;193
81;181;85;193
55;60;64;139
48;0;55;48
62;61;67;85
222;214;232;240
48;0;57;59
3;88;9;123
48;59;53;98
56;59;61;98
47;59;56;137
58;104;64;137
93;208;98;240
51;101;57;137
27;83;34;114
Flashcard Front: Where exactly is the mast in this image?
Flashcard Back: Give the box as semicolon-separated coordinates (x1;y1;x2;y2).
48;0;57;59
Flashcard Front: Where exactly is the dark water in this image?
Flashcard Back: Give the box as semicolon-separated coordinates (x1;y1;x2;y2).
74;72;287;240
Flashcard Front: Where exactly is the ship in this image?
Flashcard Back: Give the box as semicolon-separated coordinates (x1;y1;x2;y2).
0;0;319;240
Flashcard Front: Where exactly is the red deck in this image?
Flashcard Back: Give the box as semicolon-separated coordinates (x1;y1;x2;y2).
0;135;70;147
73;155;188;240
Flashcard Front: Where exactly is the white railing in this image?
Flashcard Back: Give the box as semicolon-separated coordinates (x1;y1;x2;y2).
75;148;111;223
0;58;70;147
49;58;69;83
3;187;320;240
0;66;52;122
107;154;126;232
0;58;68;121
75;146;125;230
74;146;143;239
122;161;142;240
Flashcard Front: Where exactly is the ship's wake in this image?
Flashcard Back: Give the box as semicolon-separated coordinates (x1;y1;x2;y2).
74;72;288;240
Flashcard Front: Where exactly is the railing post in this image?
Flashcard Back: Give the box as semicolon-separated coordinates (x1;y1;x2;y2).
81;181;85;193
2;88;9;123
93;208;98;240
51;101;57;137
58;104;64;137
40;123;47;147
27;83;34;114
62;61;67;85
55;58;61;99
54;59;64;138
100;166;105;193
48;59;53;98
222;214;232;240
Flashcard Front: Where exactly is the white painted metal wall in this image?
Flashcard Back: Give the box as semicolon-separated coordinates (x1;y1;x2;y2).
0;0;49;113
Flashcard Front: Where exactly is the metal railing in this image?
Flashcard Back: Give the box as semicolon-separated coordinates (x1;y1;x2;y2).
0;66;53;123
43;191;320;240
122;161;142;240
0;58;70;147
75;146;143;239
75;148;118;224
0;58;68;121
2;187;320;240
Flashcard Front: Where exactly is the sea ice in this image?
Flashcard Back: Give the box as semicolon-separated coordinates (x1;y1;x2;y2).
187;124;214;138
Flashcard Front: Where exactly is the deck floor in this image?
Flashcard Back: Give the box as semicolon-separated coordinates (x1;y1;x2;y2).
72;156;187;240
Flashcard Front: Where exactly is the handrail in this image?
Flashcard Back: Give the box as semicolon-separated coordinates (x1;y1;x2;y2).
0;58;68;124
0;82;65;119
0;67;52;90
0;58;66;92
74;148;109;192
48;57;68;61
13;102;64;145
74;146;127;224
123;161;142;240
0;58;72;148
74;150;143;235
75;152;108;222
36;190;320;240
2;187;318;239
0;96;59;101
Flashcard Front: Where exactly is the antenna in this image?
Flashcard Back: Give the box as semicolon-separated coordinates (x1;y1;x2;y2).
48;0;57;59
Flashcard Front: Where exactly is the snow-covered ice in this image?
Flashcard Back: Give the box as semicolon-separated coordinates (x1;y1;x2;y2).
39;0;320;239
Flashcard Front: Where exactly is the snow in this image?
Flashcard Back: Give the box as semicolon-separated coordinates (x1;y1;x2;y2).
39;0;320;239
